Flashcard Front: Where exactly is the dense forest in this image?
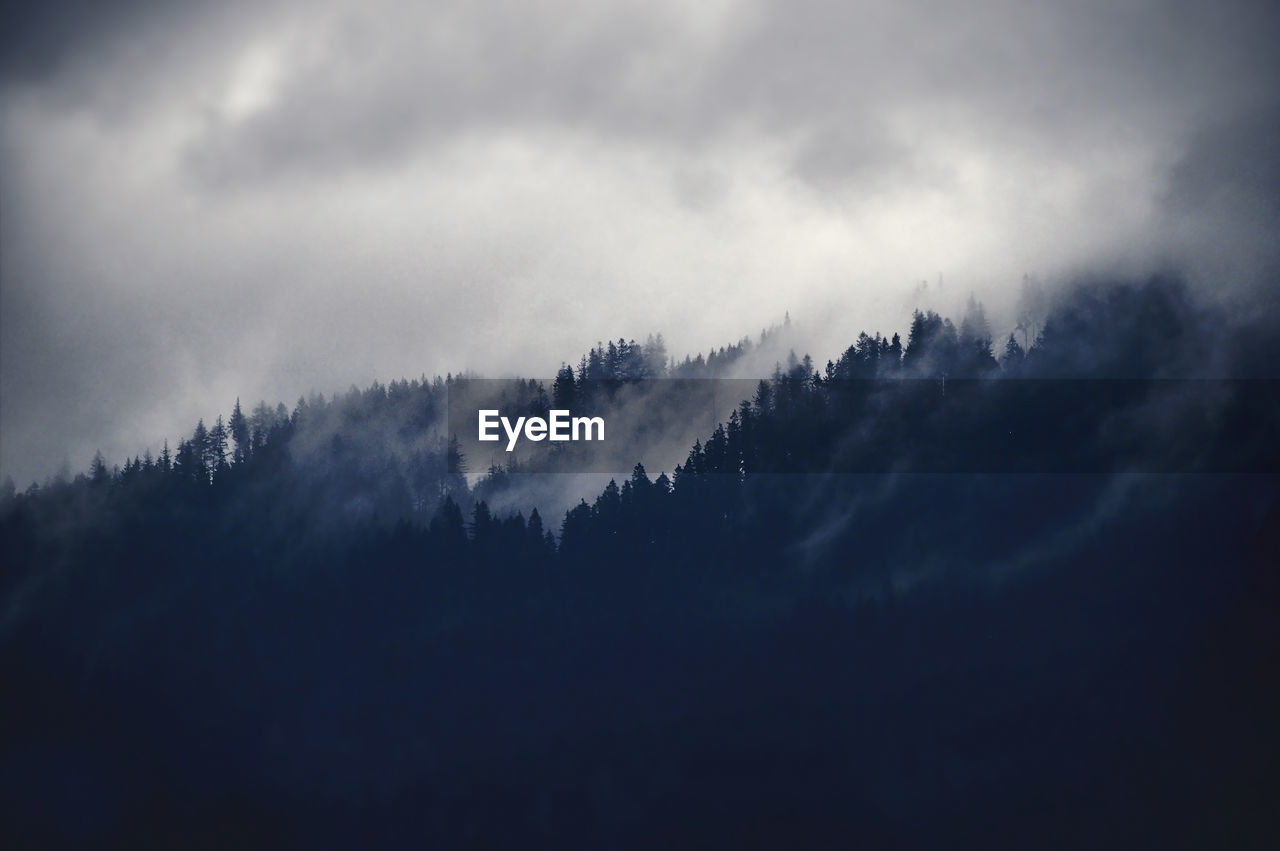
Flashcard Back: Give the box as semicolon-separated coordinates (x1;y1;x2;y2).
2;276;1278;848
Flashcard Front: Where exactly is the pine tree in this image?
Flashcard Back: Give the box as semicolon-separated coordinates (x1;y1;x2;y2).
886;332;903;370
190;420;210;482
207;416;229;475
1016;273;1049;350
904;310;930;371
429;495;467;555
959;295;997;372
250;401;273;453
594;479;622;535
643;333;667;378
471;501;494;543
446;435;467;476
90;451;110;485
229;398;251;464
552;364;577;409
1003;334;1026;370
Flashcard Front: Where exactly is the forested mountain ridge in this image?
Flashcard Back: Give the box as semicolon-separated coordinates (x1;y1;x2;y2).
2;276;1271;556
2;276;1278;848
0;318;790;520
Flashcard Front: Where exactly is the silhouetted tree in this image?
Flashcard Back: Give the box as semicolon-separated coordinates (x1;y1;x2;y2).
552;364;577;409
89;451;110;486
208;416;229;475
229;398;251;464
1003;334;1026;371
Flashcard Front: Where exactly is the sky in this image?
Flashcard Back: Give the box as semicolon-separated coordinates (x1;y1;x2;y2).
2;0;1278;485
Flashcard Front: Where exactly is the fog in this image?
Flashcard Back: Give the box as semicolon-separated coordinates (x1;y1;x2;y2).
3;0;1278;485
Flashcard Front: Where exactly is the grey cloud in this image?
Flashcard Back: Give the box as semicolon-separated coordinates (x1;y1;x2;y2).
3;0;1279;487
1155;97;1280;286
791;124;933;197
1164;99;1280;218
175;0;1280;189
183;0;714;182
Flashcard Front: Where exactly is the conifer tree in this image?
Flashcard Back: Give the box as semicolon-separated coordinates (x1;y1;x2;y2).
90;451;110;486
207;416;229;475
552;365;577;409
229;398;251;464
1003;334;1026;370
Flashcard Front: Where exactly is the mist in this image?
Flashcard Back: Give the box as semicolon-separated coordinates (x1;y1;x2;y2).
3;0;1278;485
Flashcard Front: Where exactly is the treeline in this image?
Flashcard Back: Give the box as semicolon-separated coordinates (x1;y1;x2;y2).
547;322;786;411
0;277;1266;564
0;292;1022;550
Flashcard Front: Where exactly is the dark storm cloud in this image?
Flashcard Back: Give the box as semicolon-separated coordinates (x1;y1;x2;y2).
2;0;1279;485
0;0;178;81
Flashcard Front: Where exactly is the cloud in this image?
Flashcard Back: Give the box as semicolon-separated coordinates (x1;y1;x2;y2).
2;0;1278;485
